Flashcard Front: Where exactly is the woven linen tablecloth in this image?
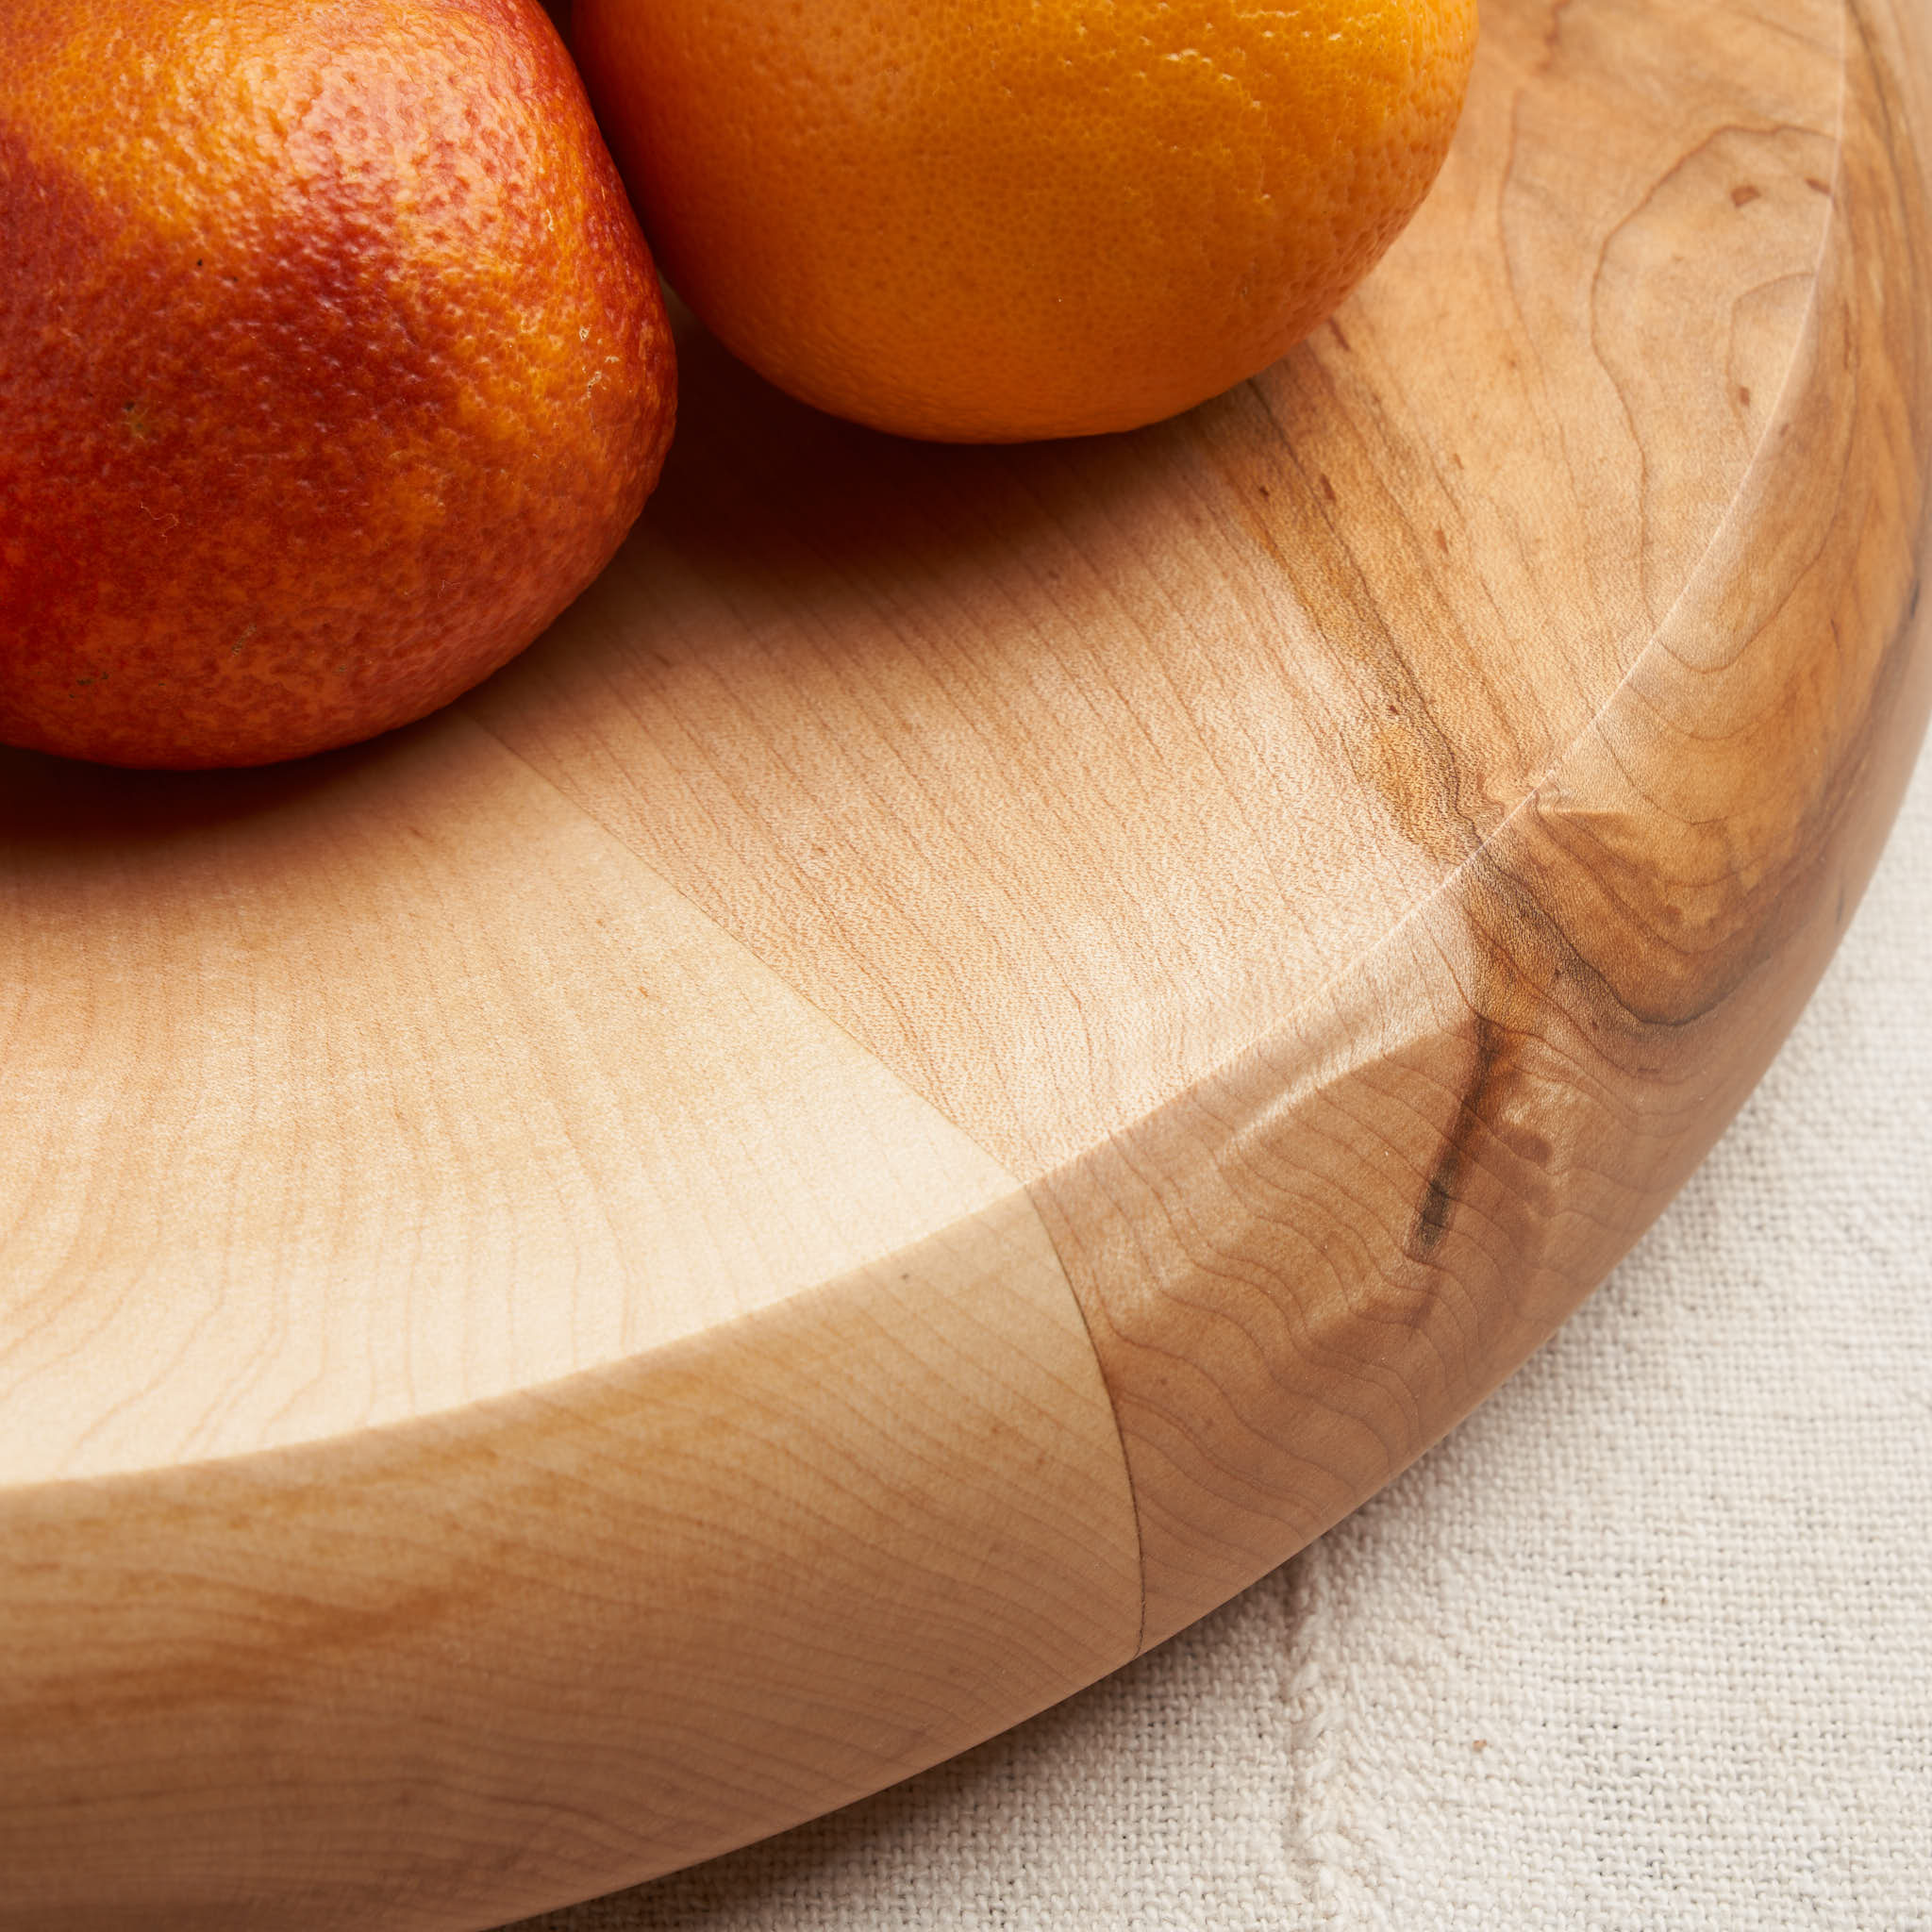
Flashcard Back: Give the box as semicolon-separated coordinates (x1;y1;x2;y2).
508;734;1932;1932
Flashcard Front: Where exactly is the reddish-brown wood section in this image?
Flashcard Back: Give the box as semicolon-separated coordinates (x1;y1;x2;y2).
1;1;1927;1924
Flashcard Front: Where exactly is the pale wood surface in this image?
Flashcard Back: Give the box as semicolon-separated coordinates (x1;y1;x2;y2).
3;0;1929;1924
0;721;1031;1478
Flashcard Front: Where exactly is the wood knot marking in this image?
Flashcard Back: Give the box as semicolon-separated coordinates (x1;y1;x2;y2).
1409;914;1560;1260
1413;1012;1507;1255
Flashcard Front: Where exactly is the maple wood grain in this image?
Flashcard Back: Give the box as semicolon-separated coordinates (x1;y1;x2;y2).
2;0;1928;1924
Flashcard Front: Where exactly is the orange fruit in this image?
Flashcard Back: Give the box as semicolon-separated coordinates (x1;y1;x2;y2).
0;0;675;771
573;0;1476;442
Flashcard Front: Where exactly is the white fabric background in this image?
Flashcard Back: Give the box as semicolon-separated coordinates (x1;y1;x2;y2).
511;735;1932;1932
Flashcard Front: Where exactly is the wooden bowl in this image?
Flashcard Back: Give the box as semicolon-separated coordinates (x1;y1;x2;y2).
4;0;1929;1924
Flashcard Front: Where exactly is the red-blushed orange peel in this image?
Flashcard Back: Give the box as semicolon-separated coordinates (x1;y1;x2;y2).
1;0;675;770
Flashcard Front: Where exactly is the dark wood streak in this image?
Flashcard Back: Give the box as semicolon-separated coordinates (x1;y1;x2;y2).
1046;0;1932;1649
1;1;1927;1921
